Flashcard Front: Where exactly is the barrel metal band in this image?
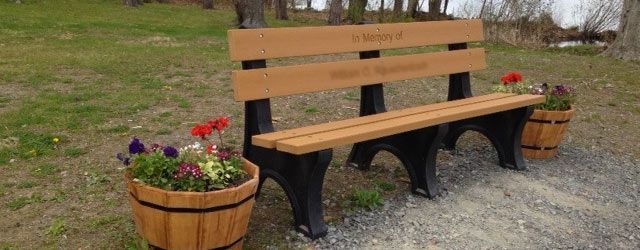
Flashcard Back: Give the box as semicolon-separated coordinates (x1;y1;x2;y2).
130;192;254;213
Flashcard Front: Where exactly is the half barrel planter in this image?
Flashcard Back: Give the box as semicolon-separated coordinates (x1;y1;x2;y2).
125;158;259;250
521;107;574;159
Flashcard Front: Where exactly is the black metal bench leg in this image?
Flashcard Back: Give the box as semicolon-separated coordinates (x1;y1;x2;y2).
427;125;449;194
405;124;448;198
493;107;533;170
442;106;533;170
347;124;448;198
283;150;332;239
252;149;332;239
347;140;375;170
441;126;465;150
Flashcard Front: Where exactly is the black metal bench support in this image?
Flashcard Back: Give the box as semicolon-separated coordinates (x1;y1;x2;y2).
249;148;332;239
241;60;331;239
347;125;448;198
443;43;533;170
441;107;533;170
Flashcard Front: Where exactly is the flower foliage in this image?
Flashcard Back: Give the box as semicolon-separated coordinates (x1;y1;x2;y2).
117;116;247;192
492;72;576;111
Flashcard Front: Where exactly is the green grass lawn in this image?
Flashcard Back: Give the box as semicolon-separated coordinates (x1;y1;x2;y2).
1;0;639;249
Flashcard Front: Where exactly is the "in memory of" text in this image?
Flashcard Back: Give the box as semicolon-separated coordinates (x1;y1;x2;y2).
352;31;404;44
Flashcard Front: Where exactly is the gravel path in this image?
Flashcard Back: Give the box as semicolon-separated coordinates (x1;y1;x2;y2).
287;143;640;249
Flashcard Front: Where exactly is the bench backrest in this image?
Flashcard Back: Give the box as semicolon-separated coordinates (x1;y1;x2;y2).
227;19;485;101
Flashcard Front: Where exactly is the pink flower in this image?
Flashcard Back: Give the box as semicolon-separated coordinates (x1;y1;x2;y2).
173;163;203;179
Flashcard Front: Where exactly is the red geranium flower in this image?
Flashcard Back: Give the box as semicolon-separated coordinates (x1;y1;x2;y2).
500;71;523;85
207;119;217;128
214;116;229;131
191;124;212;139
208;117;229;132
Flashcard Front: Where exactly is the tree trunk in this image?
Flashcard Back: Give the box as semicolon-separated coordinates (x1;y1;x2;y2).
443;0;449;14
234;0;267;28
328;0;343;25
407;0;418;18
378;0;384;22
275;0;289;19
347;0;368;23
428;0;441;14
123;0;141;7
425;0;441;20
306;0;312;9
604;0;640;60
393;0;403;18
203;0;213;9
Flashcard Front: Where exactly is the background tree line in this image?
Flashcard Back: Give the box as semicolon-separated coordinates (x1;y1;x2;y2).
120;0;638;60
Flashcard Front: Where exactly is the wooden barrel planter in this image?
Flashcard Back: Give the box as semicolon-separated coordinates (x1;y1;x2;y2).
125;158;259;250
521;108;574;159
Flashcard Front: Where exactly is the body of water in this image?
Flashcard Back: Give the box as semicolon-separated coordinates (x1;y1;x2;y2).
550;40;607;48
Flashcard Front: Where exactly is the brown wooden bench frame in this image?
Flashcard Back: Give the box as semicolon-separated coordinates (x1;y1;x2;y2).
227;20;543;239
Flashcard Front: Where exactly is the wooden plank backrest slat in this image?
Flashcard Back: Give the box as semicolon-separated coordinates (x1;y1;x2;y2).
232;48;486;101
276;95;546;154
252;93;514;148
227;19;484;61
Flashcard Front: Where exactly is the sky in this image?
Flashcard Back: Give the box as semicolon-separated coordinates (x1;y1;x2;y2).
553;0;582;27
448;0;581;27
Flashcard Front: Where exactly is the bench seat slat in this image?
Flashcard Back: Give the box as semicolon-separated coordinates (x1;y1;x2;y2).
252;93;514;149
227;19;483;61
232;48;486;101
275;94;545;155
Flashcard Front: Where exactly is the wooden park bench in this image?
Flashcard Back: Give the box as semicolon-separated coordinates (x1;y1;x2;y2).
226;19;544;239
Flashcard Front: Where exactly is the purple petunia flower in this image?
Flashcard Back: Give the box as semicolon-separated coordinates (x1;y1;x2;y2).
128;138;145;154
551;84;574;96
552;85;564;95
116;153;130;166
163;146;179;158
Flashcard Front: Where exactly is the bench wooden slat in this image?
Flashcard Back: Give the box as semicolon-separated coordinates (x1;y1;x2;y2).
275;94;545;154
232;48;486;101
252;93;514;149
227;19;484;61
